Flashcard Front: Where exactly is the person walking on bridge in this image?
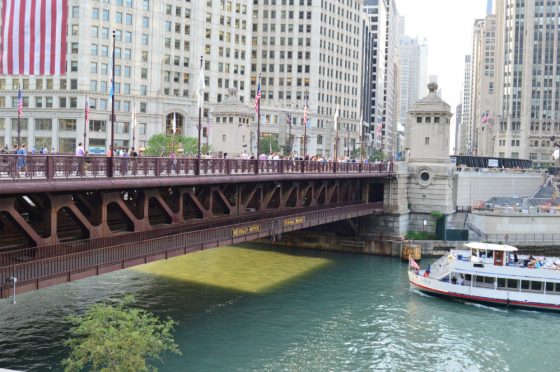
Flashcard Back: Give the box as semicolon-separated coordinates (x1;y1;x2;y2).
75;142;85;176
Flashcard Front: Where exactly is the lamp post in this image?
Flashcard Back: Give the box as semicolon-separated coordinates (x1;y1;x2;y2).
108;30;116;177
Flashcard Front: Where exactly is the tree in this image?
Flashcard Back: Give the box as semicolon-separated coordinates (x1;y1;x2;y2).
258;136;279;155
144;134;198;156
368;148;386;162
62;295;181;372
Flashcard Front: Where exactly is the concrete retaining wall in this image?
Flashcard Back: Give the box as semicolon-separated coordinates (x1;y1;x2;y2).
455;170;545;207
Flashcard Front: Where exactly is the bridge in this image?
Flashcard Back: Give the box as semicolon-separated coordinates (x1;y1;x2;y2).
0;154;395;298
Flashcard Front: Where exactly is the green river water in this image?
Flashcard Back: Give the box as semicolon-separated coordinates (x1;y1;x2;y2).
0;244;559;371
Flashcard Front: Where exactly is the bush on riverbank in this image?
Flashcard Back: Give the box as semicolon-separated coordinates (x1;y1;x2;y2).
405;231;438;240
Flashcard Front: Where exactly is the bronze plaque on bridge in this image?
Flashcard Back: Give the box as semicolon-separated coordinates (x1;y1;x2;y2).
283;216;305;227
232;224;262;237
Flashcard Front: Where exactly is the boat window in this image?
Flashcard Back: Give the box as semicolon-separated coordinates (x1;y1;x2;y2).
555;283;560;292
475;275;484;283
531;281;543;292
465;274;472;282
497;278;506;288
487;250;493;259
506;279;519;289
546;282;554;292
484;276;495;285
521;280;530;290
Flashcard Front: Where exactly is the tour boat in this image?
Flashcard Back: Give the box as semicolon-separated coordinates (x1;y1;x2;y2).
408;242;560;311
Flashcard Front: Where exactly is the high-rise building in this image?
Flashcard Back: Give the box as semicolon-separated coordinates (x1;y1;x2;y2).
471;15;498;157
455;102;463;155
363;0;400;157
491;0;559;166
459;55;473;155
397;36;428;128
0;0;366;159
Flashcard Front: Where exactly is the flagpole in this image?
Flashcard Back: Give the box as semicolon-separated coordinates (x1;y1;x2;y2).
303;91;308;159
334;101;339;165
17;88;21;147
83;94;88;151
109;30;116;177
256;74;261;173
347;123;350;158
197;56;203;175
131;101;136;150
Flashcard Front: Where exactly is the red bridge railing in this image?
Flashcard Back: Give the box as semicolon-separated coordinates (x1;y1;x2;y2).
0;155;393;181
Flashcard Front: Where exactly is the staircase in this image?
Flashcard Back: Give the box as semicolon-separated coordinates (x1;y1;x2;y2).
427;254;452;280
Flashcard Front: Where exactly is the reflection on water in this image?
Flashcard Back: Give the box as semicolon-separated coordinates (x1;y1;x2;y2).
135;246;332;293
0;244;559;372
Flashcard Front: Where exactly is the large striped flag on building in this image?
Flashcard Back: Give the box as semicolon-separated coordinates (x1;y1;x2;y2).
0;0;69;75
17;88;23;117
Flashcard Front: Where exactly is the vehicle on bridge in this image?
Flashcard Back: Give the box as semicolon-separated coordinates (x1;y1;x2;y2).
409;242;560;311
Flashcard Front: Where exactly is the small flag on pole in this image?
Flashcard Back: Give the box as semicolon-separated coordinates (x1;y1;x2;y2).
17;89;23;118
334;104;339;131
0;0;69;75
85;96;90;122
409;257;420;270
109;78;114;97
254;81;261;114
197;63;205;109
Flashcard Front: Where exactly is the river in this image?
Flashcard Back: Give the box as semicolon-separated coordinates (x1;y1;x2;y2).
0;244;559;371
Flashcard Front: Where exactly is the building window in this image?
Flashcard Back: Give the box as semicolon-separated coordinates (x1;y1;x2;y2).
416;116;422;123
59;119;77;131
35;119;52;131
425;137;430;145
89;120;106;132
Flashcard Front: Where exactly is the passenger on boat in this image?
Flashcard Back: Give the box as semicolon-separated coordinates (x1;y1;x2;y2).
423;265;431;277
458;275;465;286
451;276;457;284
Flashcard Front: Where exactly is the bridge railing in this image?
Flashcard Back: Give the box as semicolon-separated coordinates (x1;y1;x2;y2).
0;154;393;181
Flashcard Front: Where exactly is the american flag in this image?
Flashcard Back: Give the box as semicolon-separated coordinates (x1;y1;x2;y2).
84;96;90;122
254;81;261;114
376;122;383;140
0;0;69;75
17;89;23;118
303;103;308;127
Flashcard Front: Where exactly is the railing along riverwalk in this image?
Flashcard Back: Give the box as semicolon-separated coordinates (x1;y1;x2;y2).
0;154;393;181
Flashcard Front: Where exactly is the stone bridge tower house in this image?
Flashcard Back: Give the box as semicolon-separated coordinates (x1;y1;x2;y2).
405;83;455;231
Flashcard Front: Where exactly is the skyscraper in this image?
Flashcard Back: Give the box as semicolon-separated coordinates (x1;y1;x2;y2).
460;55;473;155
492;0;559;166
363;0;400;157
397;36;429;130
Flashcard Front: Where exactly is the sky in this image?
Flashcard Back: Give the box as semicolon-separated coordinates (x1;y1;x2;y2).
397;0;488;122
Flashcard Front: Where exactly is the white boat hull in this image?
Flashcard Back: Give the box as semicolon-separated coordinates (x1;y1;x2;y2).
408;271;560;311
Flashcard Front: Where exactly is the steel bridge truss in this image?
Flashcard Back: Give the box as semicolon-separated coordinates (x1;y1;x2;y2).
0;178;377;250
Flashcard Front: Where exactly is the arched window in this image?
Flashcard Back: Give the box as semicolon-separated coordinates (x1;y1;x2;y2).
166;112;184;134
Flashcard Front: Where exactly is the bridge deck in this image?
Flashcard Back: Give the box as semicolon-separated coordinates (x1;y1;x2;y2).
0;202;383;299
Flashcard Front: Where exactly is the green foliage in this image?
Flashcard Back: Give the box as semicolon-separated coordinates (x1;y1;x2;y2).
259;136;279;155
62;295;180;372
430;211;444;220
405;231;438;240
368;148;385;162
144;134;198;156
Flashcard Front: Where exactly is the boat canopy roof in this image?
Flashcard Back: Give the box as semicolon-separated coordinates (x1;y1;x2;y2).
465;242;518;252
